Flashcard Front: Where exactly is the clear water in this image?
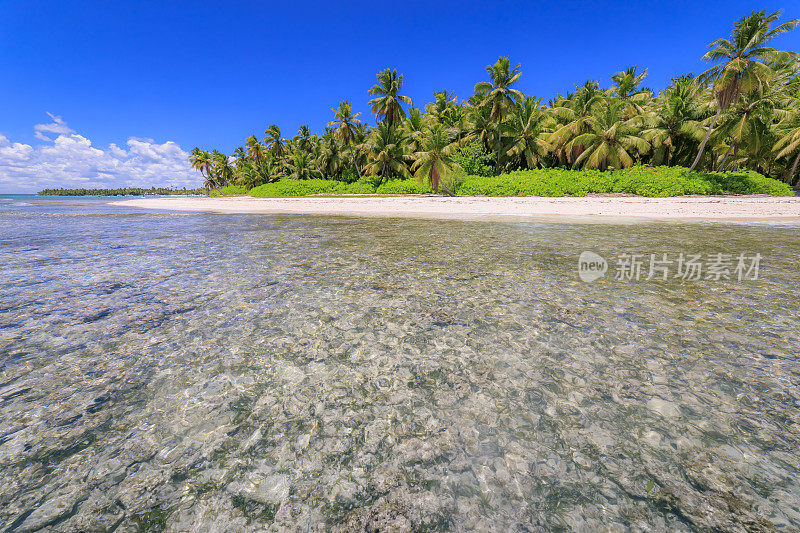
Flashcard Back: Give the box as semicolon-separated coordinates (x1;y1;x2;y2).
1;195;799;531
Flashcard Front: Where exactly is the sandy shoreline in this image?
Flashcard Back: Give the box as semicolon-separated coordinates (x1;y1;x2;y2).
112;194;800;222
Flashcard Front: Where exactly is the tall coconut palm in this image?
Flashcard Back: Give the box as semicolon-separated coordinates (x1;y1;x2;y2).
474;57;525;173
368;68;412;128
264;125;286;160
328;101;363;178
688;9;798;171
364;123;410;183
567;99;650;170
246;136;265;166
295;125;313;152
412;125;460;196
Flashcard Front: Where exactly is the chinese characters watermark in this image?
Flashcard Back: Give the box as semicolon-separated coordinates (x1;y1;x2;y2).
578;251;761;282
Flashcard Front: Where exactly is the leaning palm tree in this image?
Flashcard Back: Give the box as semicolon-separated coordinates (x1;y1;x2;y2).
211;150;233;187
412;125;461;196
328;101;363;178
368;68;412;128
568;99;650;170
474;57;524;173
688;9;798;171
364;122;410;183
189;147;213;186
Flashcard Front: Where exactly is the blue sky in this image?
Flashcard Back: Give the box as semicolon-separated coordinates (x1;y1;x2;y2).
1;0;799;192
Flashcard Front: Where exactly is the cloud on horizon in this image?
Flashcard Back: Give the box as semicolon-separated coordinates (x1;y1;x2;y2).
0;115;201;192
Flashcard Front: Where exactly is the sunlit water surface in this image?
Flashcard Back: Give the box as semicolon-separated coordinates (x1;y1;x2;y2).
1;195;799;531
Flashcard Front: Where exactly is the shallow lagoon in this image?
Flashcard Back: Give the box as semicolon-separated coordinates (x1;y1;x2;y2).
1;197;799;531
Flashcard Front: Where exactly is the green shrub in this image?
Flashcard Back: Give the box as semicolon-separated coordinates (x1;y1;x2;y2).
244;168;793;198
208;189;221;197
375;179;432;194
452;139;494;177
249;179;376;197
219;185;248;196
453;166;793;197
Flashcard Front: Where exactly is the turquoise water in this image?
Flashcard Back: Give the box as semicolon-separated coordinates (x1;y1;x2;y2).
1;195;799;531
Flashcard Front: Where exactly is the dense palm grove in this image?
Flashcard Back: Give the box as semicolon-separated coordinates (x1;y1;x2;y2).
190;10;800;193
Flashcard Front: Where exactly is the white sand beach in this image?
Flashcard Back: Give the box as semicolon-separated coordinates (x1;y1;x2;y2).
114;195;800;222
113;194;800;221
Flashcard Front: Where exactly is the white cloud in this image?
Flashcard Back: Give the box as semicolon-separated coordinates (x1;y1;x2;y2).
0;115;202;192
33;112;75;142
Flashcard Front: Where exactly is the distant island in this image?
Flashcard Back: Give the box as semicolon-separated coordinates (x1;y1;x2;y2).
38;187;207;196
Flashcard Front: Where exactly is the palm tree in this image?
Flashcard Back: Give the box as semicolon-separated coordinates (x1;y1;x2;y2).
774;112;800;184
550;81;606;166
688;9;798;171
319;130;345;180
611;66;649;99
264;125;286;159
567;99;650;170
404;107;426;154
368;68;412;128
714;90;785;171
189;147;213;187
246;136;265;166
641;77;705;166
505;97;551;169
211;150;233;186
287;150;321;180
295;125;313;152
474;57;524;173
364;122;410;183
328;101;363;178
412;125;461;195
426;90;459;126
467;104;496;154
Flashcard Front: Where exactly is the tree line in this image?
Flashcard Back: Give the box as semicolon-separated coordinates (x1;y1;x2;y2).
38;187;207;196
190;10;800;194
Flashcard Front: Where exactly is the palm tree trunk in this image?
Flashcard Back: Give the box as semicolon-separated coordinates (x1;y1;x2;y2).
440;182;456;197
689;108;721;173
717;140;735;172
353;153;361;180
788;151;800;186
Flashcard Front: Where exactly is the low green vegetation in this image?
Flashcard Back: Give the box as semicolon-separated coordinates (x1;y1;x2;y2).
190;10;800;196
249;179;375;197
455;167;793;197
243;167;791;197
